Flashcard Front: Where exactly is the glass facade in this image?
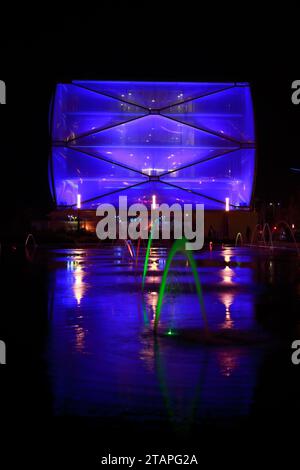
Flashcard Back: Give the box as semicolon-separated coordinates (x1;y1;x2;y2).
49;81;255;210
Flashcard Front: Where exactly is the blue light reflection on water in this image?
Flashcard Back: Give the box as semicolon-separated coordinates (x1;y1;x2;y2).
46;247;272;421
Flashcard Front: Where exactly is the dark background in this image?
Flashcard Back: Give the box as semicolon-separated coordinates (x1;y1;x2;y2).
0;7;299;228
0;7;300;466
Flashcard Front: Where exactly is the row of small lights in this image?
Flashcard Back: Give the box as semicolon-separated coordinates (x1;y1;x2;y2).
119;92;185;99
273;224;296;230
75;193;231;212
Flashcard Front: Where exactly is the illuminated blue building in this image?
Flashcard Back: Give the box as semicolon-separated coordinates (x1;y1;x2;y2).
49;81;255;210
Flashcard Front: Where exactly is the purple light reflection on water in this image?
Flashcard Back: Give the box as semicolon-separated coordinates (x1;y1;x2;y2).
47;247;265;420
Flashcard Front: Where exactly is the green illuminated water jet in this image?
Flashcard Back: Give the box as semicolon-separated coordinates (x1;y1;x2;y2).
142;220;157;289
154;238;209;334
153;336;207;426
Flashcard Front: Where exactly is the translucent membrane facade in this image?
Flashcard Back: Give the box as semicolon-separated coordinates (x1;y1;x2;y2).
49;81;256;209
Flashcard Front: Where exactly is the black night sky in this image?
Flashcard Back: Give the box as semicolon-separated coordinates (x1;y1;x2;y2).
1;8;300;467
0;8;299;224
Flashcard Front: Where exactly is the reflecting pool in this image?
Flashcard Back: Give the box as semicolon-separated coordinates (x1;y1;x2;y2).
42;246;300;432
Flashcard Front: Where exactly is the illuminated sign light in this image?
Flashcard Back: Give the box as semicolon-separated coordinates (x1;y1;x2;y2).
77;194;81;209
225;197;230;212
